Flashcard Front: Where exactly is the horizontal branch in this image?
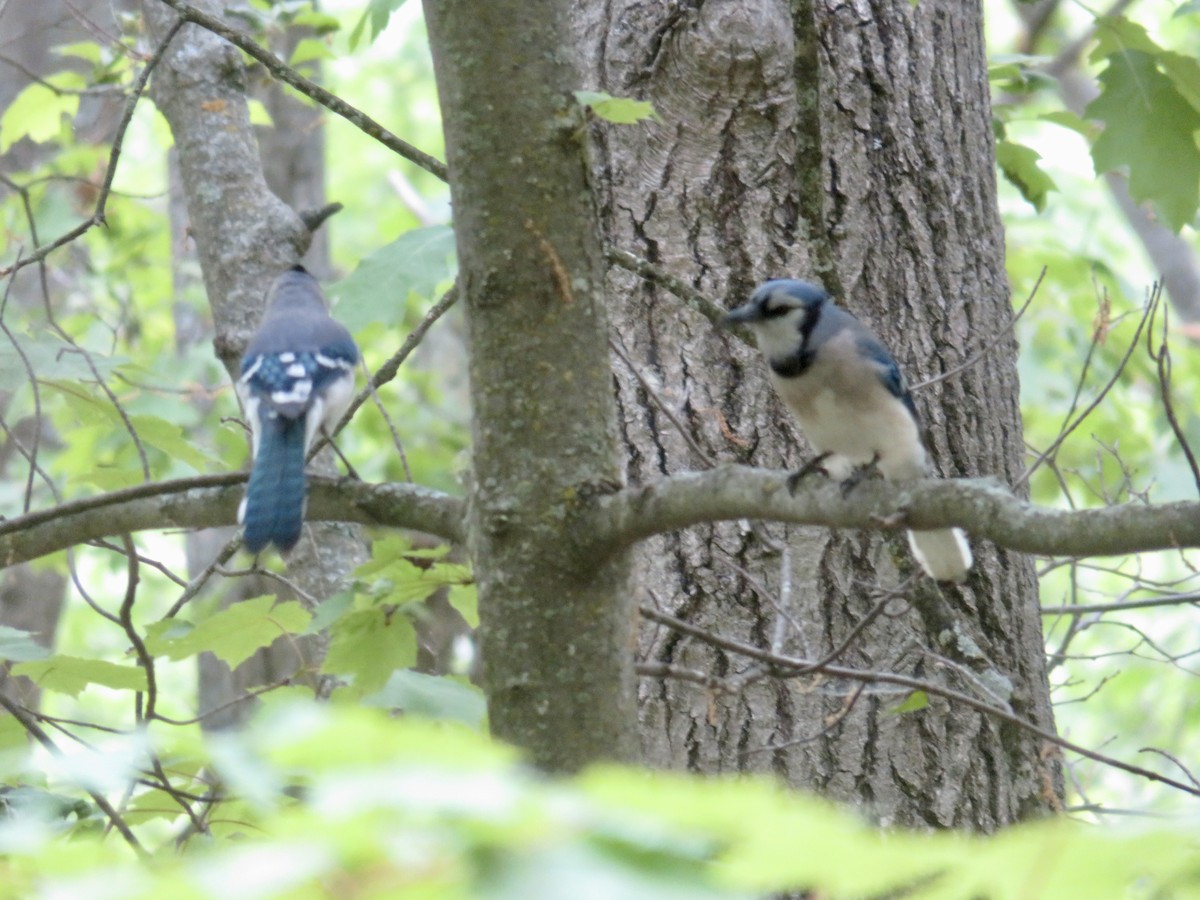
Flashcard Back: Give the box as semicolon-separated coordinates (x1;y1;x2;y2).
590;464;1200;559
0;475;465;567
7;462;1196;569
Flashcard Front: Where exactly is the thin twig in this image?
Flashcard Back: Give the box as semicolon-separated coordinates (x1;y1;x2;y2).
116;534;157;722
912;267;1044;390
164;533;243;619
1017;286;1158;490
320;284;459;450
0;693;147;858
152;674;299;726
1137;747;1200;790
605;246;731;327
742;683;869;756
639;604;1200;798
608;334;715;468
1146;292;1200;494
152;0;447;180
0;18;184;278
0;255;47;510
1041;592;1200;616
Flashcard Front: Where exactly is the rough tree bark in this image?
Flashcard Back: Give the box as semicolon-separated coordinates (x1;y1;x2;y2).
575;0;1060;827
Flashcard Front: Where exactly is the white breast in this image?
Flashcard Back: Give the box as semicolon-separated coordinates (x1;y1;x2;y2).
770;337;926;481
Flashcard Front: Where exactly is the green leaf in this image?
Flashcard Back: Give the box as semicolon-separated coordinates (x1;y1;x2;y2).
995;140;1057;212
305;590;354;636
128;415;219;472
121;789;189;826
362;670;486;728
1;786;93;824
289;37;333;66
1088;16;1200;115
448;583;478;628
888;691;928;714
0;713;28;757
1085;49;1200;231
290;9;341;34
0;83;79;152
1159;50;1200;117
573;90;659;125
1088;15;1161;63
12;655;147;697
246;99;273;127
144;597;311;668
330;225;457;331
323;607;417;695
54;41;103;66
356;535;474;606
0;626;51;663
1039;110;1097;138
349;0;409;49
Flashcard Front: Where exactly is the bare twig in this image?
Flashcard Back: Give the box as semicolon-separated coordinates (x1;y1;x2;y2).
1138;748;1200;790
1016;286;1158;490
164;532;243;619
912;267;1044;390
0;18;185;278
0;693;147;857
639;604;1200;798
0;254;47;511
116;534;156;721
1042;592;1200;616
605;246;731;327
608;334;715;468
320;283;459;449
151;0;447;180
1145;295;1200;494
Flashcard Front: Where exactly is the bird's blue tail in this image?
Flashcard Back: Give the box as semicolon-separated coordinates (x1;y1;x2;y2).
240;416;307;554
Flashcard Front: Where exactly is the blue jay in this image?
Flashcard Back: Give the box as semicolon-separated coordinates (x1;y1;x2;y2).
723;279;972;582
236;266;359;554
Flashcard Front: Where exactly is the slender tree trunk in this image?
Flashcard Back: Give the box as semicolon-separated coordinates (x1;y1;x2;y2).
423;0;639;770
577;0;1060;827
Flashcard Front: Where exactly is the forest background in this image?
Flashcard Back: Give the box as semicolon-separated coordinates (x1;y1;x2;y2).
0;0;1199;896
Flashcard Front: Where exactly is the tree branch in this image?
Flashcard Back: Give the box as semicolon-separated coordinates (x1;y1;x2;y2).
152;0;447;181
0;476;465;568
0;18;184;279
590;464;1200;560
640;605;1200;799
7;462;1197;571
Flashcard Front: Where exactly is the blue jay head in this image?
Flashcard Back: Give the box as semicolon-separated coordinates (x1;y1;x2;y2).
262;265;331;319
722;279;829;333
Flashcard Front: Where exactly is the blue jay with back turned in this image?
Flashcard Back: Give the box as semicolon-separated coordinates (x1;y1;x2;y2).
237;266;359;554
723;279;972;582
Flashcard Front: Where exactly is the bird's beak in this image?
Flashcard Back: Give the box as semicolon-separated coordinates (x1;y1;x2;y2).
719;304;759;329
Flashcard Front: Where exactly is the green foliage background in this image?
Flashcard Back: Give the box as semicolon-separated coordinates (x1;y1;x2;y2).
0;0;1198;894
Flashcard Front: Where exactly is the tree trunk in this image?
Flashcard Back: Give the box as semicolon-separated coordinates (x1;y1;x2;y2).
422;0;639;771
577;0;1060;828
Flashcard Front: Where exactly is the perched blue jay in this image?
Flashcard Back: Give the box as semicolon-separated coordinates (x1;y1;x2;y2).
723;279;972;582
236;266;358;554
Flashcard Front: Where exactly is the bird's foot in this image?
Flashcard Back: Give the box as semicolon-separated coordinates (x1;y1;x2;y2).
787;452;832;495
839;454;881;498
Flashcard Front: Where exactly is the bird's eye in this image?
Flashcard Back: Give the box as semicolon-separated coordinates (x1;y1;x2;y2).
762;301;789;319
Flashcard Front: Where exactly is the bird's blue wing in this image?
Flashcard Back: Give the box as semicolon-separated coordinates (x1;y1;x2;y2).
856;334;920;424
